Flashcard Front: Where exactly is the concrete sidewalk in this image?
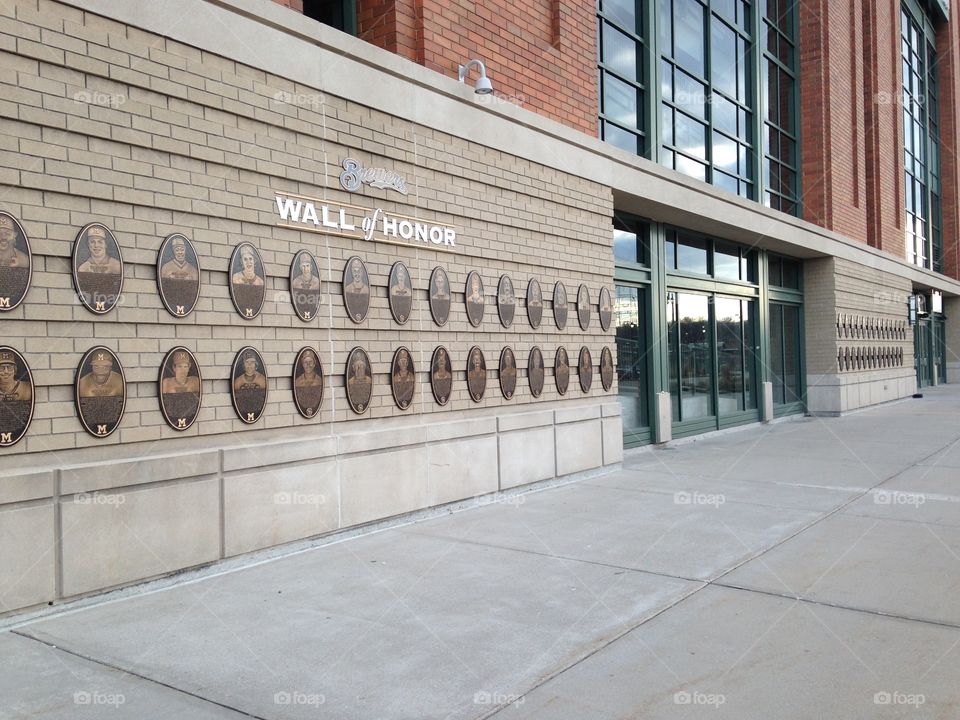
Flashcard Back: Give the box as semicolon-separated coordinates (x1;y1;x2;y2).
3;388;960;719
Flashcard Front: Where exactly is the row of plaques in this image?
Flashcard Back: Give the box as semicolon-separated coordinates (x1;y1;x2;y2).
0;344;615;447
0;212;613;331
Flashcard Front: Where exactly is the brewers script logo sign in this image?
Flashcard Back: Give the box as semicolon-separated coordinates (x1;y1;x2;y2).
275;158;457;252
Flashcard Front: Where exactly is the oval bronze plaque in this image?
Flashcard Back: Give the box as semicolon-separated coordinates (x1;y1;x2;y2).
577;284;591;331
345;346;373;414
526;278;543;329
229;243;266;320
231;346;268;424
429;266;451;327
466;345;487;402
497;275;516;328
464;271;485;327
157;233;201;318
158;346;202;431
75;346;126;438
289;250;321;323
342;256;370;324
0;212;32;312
528;346;545;399
72;223;123;315
499;346;517;400
553;281;568;330
391;346;416;410
388;261;414;325
599;286;612;332
555;346;570;396
430;346;453;405
293;347;324;419
579;346;593;393
600;346;614;392
0;346;34;447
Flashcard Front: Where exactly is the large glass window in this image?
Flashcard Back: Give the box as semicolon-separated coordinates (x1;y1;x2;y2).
667;292;714;421
716;297;757;413
660;0;755;198
302;0;357;34
599;0;648;154
615;286;651;437
598;1;799;215
902;2;943;272
769;303;802;405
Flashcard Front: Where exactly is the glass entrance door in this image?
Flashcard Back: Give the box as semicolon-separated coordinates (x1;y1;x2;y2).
615;285;651;445
769;302;803;412
916;320;932;388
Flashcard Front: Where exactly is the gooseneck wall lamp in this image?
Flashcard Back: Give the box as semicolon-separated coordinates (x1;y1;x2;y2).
458;59;493;95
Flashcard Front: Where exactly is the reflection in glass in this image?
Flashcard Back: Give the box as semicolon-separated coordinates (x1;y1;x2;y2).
671;293;713;421
716;297;744;413
615;286;649;430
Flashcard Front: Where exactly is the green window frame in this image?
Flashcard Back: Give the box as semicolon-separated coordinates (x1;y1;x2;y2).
901;0;943;272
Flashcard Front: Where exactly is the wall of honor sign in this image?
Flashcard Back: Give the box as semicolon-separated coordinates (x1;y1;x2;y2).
159;347;202;431
0;347;34;447
157;234;201;318
229;243;266;319
292;347;324;418
0;212;32;312
231;347;268;424
289;250;321;322
72;223;123;315
75;347;126;438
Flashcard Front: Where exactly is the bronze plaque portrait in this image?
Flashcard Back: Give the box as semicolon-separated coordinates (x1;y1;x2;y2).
528;346;545;399
72;223;123;315
430;346;453;406
553;281;568;330
229;243;266;320
75;346;126;438
599;286;613;332
345;346;373;414
293;347;324;419
391;346;416;410
499;346;517;400
466;345;487;402
388;261;414;325
600;346;614;392
159;346;202;431
579;346;593;393
342;256;370;324
555;346;570;395
577;284;591;331
464;271;485;327
526;278;543;329
156;233;201;318
497;274;516;328
231;346;268;424
289;250;321;322
0;347;34;447
0;212;32;312
429;266;451;327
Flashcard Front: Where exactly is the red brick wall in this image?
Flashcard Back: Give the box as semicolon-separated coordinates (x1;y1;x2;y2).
799;0;903;258
937;4;960;280
271;0;597;135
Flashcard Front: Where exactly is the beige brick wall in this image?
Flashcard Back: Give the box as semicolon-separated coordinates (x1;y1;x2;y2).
0;0;616;454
